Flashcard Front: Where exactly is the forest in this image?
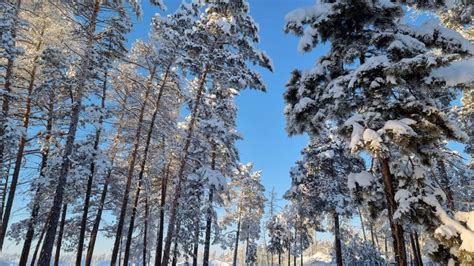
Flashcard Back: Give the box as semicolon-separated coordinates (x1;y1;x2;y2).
0;0;473;265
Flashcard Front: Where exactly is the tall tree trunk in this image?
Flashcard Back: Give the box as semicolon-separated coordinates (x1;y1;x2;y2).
414;231;423;266
38;1;100;263
85;87;130;266
171;220;182;266
278;251;281;265
20;91;54;265
300;234;303;266
76;66;109;266
30;211;51;266
155;162;170;266
143;196;149;266
245;237;249;265
203;144;217;266
0;1;21;218
409;232;420;266
233;216;241;266
0;23;45;249
111;66;156;265
358;207;367;242
293;227;297;266
192;201;200;266
162;67;209;266
334;212;343;266
54;203;68;266
123;66;170;265
370;223;376;247
380;157;407;266
287;242;290;266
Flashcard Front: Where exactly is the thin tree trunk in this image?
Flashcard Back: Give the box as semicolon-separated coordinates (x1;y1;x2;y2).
154;162;170;266
143;196;149;266
245;237;249;265
203;144;217;266
358;207;367;242
123;66;170;265
278;251;281;266
20;92;54;265
414;231;423;266
233;216;241;266
300;227;303;266
162;67;209;266
293;227;297;266
370;223;376;247
0;1;22;221
30;212;51;266
192;199;200;266
38;1;100;263
334;212;343;266
54;203;68;266
171;220;182;266
380;157;407;266
409;232;420;266
0;23;45;249
85;87;130;266
287;242;290;266
76;65;109;266
111;66;156;266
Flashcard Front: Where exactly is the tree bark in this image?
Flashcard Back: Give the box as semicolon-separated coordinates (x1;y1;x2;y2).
143;196;149;266
233;216;241;266
154;162;170;266
85;85;130;266
409;232;420;266
334;212;343;266
380;157;407;266
0;23;45;249
20;91;54;265
38;1;100;263
123;66;169;265
76;64;109;266
203;144;217;266
30;211;51;266
111;66;156;265
414;231;423;266
358;207;367;242
0;1;22;221
54;203;68;266
192;199;200;266
162;67;209;266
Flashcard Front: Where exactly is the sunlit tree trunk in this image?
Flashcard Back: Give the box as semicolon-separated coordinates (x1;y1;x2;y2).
38;1;101;263
162;67;209;265
20;91;55;265
154;161;170;266
123;66;170;265
380;157;407;266
111;66;156;265
54;203;68;266
334;212;342;266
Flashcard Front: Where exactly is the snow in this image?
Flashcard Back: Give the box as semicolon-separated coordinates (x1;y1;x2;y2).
347;171;375;190
428;59;474;87
294;97;314;113
349;55;389;88
455;211;474;231
285;4;332;28
423;195;474;253
349;122;364;153
378;118;417;136
362;128;383;152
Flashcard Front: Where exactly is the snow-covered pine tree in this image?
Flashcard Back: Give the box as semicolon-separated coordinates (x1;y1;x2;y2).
221;162;266;266
286;131;364;266
161;0;272;264
284;0;474;264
